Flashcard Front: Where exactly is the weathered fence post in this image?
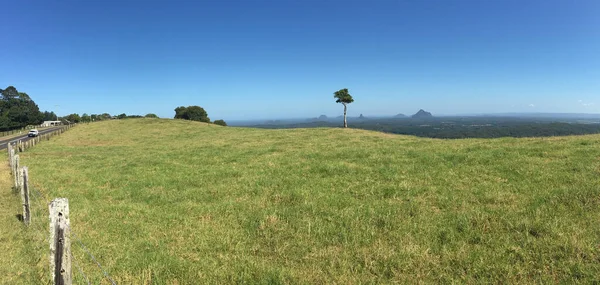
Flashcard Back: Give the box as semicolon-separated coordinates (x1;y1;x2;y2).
49;198;71;285
20;167;31;225
13;155;19;189
16;166;23;192
8;144;14;168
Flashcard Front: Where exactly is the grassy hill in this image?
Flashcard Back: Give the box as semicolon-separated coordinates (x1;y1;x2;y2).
14;118;600;283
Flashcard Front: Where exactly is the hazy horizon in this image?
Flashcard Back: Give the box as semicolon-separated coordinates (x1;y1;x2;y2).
1;0;598;120
226;111;600;123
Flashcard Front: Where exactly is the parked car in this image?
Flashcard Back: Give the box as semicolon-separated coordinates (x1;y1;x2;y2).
28;129;39;137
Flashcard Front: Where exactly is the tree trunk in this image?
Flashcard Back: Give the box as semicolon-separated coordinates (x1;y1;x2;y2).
343;104;347;128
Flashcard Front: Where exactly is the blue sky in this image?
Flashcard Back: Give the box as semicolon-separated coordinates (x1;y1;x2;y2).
1;0;599;120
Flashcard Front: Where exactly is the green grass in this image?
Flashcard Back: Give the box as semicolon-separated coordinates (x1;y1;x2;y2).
15;118;600;283
0;154;47;284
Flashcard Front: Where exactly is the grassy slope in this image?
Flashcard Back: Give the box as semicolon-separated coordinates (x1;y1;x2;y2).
18;118;600;283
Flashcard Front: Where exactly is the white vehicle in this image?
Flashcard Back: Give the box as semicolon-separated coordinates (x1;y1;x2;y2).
28;129;39;137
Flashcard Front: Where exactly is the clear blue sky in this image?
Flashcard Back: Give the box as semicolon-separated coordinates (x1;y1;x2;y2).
1;0;599;120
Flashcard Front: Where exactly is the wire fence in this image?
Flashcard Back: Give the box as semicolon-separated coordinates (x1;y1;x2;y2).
6;125;118;284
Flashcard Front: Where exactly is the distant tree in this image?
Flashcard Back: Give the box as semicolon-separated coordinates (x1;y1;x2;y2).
117;113;127;119
174;106;187;119
145;113;159;118
333;88;354;128
174;106;210;123
81;113;91;123
100;113;112;120
213;119;227;126
65;113;81;123
42;111;58;121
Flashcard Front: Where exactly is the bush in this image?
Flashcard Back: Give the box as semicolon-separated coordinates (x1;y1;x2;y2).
214;119;227;126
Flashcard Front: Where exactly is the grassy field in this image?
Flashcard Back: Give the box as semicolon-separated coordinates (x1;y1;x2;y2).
12;118;600;283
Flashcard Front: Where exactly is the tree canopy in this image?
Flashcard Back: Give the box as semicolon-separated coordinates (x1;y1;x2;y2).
0;86;45;131
334;88;354;105
174;106;210;123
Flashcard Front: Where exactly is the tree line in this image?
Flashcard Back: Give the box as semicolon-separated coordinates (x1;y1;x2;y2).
1;85;240;129
62;107;228;126
63;112;160;123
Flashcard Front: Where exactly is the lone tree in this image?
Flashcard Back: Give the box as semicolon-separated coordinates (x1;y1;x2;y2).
174;106;210;123
333;88;354;128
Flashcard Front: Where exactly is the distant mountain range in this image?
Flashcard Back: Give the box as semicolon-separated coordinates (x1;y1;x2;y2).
310;109;434;122
227;111;600;126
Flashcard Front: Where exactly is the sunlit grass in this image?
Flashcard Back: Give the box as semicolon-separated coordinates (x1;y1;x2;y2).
15;118;600;283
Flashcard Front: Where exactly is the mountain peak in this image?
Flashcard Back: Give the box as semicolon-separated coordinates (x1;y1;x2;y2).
411;109;433;118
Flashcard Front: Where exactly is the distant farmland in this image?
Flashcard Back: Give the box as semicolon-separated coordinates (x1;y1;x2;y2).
241;116;600;139
15;118;600;283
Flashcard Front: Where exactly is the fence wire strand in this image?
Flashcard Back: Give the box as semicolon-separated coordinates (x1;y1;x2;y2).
27;187;50;252
70;248;91;285
69;226;117;285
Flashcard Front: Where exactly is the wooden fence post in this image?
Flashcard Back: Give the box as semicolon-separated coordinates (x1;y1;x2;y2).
20;167;31;225
8;145;14;169
16;166;23;192
13;155;19;189
49;198;71;285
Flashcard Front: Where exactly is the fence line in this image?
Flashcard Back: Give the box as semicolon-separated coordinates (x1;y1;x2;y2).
5;124;117;285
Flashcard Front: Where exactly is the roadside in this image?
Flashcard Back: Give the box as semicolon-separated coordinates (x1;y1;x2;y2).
0;126;60;141
0;126;64;151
